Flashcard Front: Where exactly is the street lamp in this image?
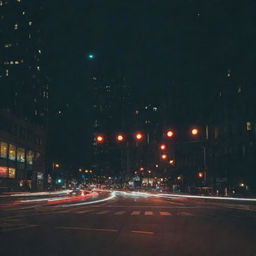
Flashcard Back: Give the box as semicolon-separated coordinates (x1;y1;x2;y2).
169;159;174;166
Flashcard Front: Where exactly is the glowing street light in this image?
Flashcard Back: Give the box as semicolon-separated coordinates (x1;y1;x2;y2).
54;163;60;168
198;172;204;178
140;167;144;171
88;53;95;59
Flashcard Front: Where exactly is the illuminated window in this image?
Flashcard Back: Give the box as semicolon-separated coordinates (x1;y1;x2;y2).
17;148;25;162
14;24;18;30
15;61;19;64
153;107;158;111
246;122;252;131
0;166;8;178
237;87;242;94
38;49;41;54
28;21;32;26
9;144;16;160
37;66;40;71
4;43;12;48
17;0;21;2
8;168;16;178
22;11;25;15
10;61;14;64
5;69;9;76
0;142;7;158
27;150;34;165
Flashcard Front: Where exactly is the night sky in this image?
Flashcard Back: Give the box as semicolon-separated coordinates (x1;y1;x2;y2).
42;0;256;166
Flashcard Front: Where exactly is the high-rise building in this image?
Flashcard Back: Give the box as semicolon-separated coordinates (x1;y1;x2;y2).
0;0;48;191
0;0;48;126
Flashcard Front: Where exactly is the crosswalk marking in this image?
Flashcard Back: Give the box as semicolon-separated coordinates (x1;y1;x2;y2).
144;211;153;216
179;212;193;216
114;211;126;215
96;210;110;215
159;211;172;216
131;211;140;215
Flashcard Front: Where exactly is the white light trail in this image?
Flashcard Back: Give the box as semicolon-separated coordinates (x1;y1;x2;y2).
60;192;116;207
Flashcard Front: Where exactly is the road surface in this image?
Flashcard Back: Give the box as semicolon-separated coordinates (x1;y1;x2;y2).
1;191;256;256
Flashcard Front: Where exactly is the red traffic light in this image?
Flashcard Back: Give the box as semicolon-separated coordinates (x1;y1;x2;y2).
160;144;166;151
96;135;104;143
161;154;167;160
191;128;199;136
135;132;143;141
166;130;174;138
116;134;124;142
198;172;204;178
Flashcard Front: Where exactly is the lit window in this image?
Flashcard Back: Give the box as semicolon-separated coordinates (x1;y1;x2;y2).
135;110;139;114
8;168;16;178
35;109;38;116
17;148;25;162
9;144;16;160
17;0;21;2
38;49;41;54
37;66;40;71
22;11;25;15
237;87;242;94
14;24;18;30
153;107;158;111
27;150;34;165
246;122;252;131
10;61;14;64
28;21;32;26
15;61;19;64
0;166;8;178
29;34;31;39
0;1;3;6
5;69;9;76
0;142;7;158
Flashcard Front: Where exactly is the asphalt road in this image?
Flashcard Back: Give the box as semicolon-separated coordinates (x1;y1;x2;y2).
1;192;256;256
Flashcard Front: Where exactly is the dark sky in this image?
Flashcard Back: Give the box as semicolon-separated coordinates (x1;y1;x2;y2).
42;0;256;165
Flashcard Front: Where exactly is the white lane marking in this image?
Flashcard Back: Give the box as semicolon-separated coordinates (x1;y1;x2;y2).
114;211;126;215
56;226;118;233
144;211;153;216
1;225;39;232
159;211;172;216
179;212;193;216
131;230;154;235
96;210;110;215
131;211;140;215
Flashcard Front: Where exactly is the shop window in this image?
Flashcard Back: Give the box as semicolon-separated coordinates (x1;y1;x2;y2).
17;148;25;162
0;142;7;158
9;144;16;160
26;150;34;165
8;168;16;178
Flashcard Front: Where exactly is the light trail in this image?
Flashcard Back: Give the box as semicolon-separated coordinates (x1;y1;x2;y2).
60;192;116;207
114;191;256;202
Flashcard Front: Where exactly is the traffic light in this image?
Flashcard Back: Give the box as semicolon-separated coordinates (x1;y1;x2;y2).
116;134;124;142
197;172;204;178
166;130;174;138
96;135;104;143
160;144;166;150
161;154;167;160
169;160;174;166
191;128;199;136
135;132;143;141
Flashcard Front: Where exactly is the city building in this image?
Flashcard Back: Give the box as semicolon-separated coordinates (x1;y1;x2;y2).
0;0;48;191
0;110;46;191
